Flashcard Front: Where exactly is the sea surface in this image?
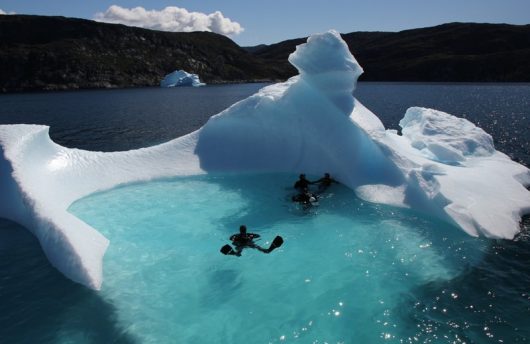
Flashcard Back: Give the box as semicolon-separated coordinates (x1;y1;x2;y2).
0;83;529;343
0;83;528;166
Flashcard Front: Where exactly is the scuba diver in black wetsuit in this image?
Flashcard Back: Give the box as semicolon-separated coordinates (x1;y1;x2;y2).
220;225;284;257
292;188;318;207
292;174;318;208
313;173;338;193
294;174;312;192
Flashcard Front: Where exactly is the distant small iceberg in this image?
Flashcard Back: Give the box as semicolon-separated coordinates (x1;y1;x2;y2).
160;70;206;87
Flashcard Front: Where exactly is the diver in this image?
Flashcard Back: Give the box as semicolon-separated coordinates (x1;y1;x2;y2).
294;174;312;192
313;173;338;193
220;225;284;257
292;188;319;208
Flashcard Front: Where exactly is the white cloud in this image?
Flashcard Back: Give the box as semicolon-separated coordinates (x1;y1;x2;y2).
0;9;16;15
94;5;244;36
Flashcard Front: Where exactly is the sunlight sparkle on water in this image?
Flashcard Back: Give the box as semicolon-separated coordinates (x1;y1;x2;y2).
68;173;487;343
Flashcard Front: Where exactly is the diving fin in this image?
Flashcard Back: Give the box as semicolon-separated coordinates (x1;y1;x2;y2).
220;244;235;255
266;236;284;253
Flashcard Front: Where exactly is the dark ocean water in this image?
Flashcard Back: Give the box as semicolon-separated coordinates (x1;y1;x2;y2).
0;84;269;152
0;83;529;343
0;83;528;166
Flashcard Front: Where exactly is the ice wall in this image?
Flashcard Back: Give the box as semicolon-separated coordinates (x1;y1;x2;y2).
0;125;202;289
1;30;529;289
195;31;404;188
373;107;530;237
160;70;205;87
195;30;530;238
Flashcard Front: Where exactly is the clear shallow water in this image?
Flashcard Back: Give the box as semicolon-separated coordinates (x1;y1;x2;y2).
0;83;529;343
66;173;493;343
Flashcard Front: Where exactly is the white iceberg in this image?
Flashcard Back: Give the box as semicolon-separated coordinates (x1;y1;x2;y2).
0;30;529;290
160;70;205;87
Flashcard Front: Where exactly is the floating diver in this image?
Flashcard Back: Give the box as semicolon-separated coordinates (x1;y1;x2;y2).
292;189;318;205
294;174;312;192
220;225;284;257
312;173;339;193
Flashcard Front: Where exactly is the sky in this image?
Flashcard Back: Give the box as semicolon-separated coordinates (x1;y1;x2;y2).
0;0;529;46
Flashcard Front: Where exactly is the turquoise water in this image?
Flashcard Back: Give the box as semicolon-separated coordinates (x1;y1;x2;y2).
66;173;490;343
2;83;529;342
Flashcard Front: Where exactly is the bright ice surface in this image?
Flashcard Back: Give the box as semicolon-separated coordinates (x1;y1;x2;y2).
0;30;529;289
399;107;495;164
160;70;205;87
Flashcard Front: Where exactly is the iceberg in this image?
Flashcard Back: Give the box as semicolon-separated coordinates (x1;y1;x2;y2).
160;70;205;87
0;30;529;290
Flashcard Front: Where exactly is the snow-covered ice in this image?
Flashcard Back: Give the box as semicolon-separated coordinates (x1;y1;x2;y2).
160;70;205;87
0;30;529;289
399;107;495;164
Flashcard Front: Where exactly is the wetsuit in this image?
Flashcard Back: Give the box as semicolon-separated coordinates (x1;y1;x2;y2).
230;233;260;247
315;176;337;192
229;233;267;254
316;177;333;187
221;231;283;256
292;192;318;205
294;178;311;191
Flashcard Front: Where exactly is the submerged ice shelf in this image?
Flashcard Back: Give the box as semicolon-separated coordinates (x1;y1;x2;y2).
0;30;529;289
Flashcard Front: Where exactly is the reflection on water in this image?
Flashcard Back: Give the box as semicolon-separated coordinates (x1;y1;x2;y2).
0;219;139;344
62;173;528;343
355;82;530;166
0;83;528;166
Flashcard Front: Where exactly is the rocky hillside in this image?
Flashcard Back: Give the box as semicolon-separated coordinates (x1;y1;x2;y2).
0;15;285;92
1;16;529;92
247;23;530;82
